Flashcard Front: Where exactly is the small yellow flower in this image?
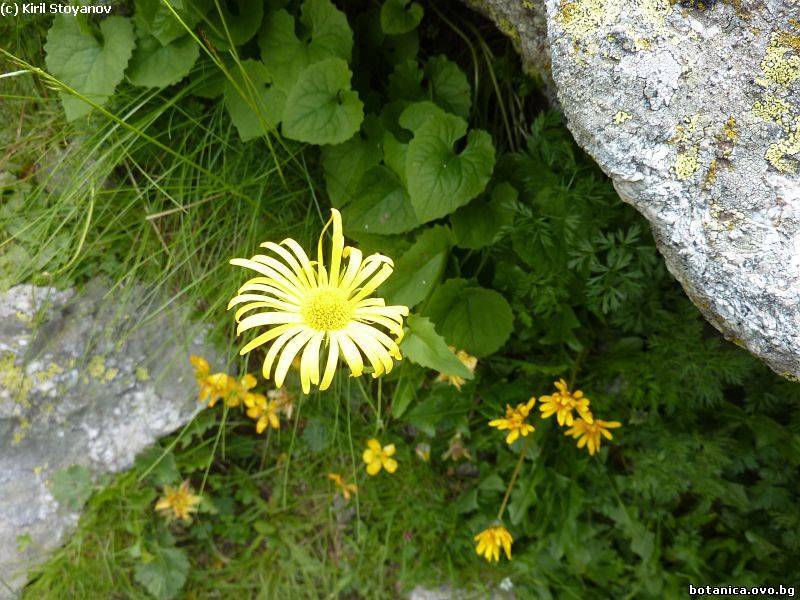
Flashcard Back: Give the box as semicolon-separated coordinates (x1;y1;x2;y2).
228;209;409;394
190;355;210;380
564;417;621;455
155;481;202;523
436;348;477;390
489;398;536;444
538;378;593;426
362;438;398;476
441;432;472;462
198;373;237;408
415;442;431;462
474;525;513;562
327;472;358;501
226;373;258;408
244;393;280;433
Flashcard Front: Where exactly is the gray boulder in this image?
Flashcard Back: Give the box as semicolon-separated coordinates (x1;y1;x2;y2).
469;0;800;379
0;282;217;597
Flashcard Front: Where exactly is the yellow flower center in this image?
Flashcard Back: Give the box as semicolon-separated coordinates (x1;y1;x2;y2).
301;287;353;331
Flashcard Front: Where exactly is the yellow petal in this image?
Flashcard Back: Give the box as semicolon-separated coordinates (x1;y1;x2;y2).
366;460;382;476
383;458;398;473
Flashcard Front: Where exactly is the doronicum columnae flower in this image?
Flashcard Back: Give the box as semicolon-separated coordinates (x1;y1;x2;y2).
489;398;536;445
362;438;398;475
228;209;409;394
435;348;477;390
155;481;201;523
564;417;621;455
474;524;513;562
327;472;358;501
539;378;593;426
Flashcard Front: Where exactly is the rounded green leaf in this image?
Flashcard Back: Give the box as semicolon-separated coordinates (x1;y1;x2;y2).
425;280;513;356
451;182;517;249
379;226;451;308
400;315;474;379
380;0;424;35
282;58;364;145
127;35;199;88
342;166;419;235
203;0;263;49
425;55;471;119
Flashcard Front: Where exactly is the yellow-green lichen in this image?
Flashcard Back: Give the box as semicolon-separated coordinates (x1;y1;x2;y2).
103;367;119;382
0;352;33;408
34;362;63;383
88;355;106;379
703;158;718;189
758;32;800;87
764;116;800;173
559;0;623;41
521;0;534;8
135;366;150;382
15;311;31;323
613;110;632;124
675;146;700;180
721;116;739;143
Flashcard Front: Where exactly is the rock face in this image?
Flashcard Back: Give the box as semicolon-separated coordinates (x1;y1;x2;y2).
471;0;800;379
0;282;216;597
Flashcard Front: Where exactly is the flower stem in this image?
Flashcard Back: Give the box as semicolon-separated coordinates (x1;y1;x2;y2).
497;436;530;520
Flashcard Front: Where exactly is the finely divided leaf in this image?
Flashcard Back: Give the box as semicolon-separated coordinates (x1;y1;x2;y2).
45;15;136;120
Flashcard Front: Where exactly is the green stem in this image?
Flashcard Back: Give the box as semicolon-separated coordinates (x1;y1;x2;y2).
497;436;531;521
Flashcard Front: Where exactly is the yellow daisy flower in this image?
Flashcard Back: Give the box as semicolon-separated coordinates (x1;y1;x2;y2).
362;438;398;476
435;348;477;390
228;208;409;394
564;417;621;455
474;525;513;562
538;378;593;426
244;393;280;433
327;472;358;501
489;398;537;444
155;481;202;523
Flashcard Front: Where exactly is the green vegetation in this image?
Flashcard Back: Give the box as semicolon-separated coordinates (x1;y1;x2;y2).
2;1;799;598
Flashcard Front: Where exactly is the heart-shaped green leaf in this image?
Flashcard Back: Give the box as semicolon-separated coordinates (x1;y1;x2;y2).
380;0;424;35
400;102;495;223
45;15;136;120
451;181;517;249
282;58;364;145
224;59;286;142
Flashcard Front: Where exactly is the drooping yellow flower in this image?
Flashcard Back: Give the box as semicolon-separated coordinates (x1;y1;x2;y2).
190;355;210;380
415;442;431;462
155;481;202;523
564;417;621;455
362;438;398;476
327;472;358;501
436;348;477;390
474;525;513;562
228;209;409;394
244;393;280;433
441;432;472;462
198;373;237;408
538;378;593;426
267;387;295;419
489;398;536;444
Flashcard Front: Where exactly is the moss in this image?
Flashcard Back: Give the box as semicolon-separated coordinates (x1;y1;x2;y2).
135;366;150;382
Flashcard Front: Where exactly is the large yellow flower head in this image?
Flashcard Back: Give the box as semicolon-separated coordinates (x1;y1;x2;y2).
228;209;409;394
